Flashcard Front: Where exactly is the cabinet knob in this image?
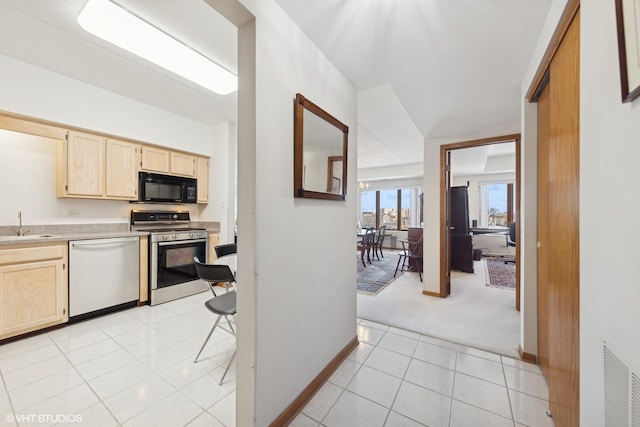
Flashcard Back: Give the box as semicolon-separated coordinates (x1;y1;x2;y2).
537;241;541;248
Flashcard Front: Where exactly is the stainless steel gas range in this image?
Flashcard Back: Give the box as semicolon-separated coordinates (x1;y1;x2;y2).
131;210;208;305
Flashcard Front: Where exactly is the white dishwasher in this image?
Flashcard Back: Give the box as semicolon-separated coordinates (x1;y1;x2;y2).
69;237;140;320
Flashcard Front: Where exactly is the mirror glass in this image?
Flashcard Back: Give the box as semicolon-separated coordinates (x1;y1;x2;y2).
294;93;348;200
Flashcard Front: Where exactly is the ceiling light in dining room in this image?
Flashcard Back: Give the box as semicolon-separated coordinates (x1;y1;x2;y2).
77;0;237;95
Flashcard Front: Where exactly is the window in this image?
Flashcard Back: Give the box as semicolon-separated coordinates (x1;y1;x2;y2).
379;189;399;230
479;182;514;228
359;187;421;230
360;191;376;228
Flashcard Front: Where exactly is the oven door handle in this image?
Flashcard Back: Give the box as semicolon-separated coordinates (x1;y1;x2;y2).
157;238;208;246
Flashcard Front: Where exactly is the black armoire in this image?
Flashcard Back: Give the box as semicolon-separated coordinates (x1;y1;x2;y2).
450;185;474;273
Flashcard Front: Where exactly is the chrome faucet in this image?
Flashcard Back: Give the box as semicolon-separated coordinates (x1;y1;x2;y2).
17;211;24;236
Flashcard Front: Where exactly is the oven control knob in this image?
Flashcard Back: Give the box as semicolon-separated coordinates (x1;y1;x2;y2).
172;234;177;239
163;235;169;240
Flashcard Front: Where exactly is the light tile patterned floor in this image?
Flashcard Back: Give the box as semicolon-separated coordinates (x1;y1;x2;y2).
293;319;556;427
0;292;235;427
0;296;554;426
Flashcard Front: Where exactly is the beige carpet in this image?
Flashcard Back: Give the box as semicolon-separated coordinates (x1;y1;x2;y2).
357;258;520;358
473;233;515;257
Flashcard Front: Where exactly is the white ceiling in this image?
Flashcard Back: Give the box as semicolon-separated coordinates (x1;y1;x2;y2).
0;0;552;174
0;0;237;126
450;142;516;177
274;0;552;171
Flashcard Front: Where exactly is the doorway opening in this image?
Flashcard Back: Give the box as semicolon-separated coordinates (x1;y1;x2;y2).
356;134;523;357
439;134;521;312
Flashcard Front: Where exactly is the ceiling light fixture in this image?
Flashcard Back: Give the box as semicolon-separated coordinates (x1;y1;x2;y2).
77;0;237;95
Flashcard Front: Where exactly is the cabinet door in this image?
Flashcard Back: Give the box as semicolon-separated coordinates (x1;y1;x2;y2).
208;233;220;263
139;236;148;303
106;139;139;199
0;245;68;340
141;146;170;173
65;131;105;196
195;156;209;203
170;152;195;177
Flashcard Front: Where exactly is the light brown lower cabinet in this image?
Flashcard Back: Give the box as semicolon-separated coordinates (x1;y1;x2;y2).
139;235;149;303
0;244;68;340
208;233;220;263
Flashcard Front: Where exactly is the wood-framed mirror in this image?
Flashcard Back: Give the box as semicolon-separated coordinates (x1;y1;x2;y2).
294;93;348;201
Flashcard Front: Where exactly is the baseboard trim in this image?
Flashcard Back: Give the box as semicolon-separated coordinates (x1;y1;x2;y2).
518;345;538;363
269;335;359;427
422;290;442;297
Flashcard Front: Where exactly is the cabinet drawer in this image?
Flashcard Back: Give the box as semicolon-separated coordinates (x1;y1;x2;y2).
0;244;66;266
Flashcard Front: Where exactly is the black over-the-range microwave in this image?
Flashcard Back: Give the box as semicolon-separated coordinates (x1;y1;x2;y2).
137;172;197;204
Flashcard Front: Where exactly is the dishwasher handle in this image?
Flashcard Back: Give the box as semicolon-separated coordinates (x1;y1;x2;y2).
71;237;139;248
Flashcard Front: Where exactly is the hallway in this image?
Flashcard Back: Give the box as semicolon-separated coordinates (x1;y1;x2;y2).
294;318;552;426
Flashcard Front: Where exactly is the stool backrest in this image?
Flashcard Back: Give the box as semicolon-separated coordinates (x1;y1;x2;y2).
215;243;237;258
194;256;235;284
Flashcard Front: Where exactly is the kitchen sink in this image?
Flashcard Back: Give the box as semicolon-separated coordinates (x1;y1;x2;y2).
0;234;58;240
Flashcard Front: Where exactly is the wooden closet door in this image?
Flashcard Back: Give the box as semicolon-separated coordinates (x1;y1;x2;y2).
537;11;580;427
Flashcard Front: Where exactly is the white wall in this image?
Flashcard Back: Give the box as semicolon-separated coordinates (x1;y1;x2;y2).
234;0;358;425
519;0;570;359
519;100;539;357
580;0;640;424
0;54;231;226
362;177;423;190
421;140;442;293
0;55;214;155
198;121;236;243
358;162;423;182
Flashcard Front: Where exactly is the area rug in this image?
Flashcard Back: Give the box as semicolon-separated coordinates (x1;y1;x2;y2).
485;256;516;289
357;251;403;295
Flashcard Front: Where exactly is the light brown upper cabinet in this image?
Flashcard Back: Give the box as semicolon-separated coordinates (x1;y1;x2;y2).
141;146;196;178
106;138;140;200
140;146;170;173
195;156;209;203
58;132;139;200
58;130;105;197
170;152;195;177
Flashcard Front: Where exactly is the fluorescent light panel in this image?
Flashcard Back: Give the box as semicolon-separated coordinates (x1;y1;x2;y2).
78;0;237;95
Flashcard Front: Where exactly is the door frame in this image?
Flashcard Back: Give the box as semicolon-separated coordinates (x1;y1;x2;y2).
438;134;521;311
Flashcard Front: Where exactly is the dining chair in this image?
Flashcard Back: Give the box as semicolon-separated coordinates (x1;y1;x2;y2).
373;226;386;260
357;230;375;267
505;222;516;265
214;243;237;258
193;256;237;385
394;236;423;282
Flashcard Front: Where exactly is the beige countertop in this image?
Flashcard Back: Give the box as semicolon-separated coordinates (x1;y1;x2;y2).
0;221;221;246
0;231;149;246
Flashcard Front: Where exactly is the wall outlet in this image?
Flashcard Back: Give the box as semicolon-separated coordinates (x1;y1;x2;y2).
68;209;80;216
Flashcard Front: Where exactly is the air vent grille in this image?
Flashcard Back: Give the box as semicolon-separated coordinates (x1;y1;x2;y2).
632;373;639;427
604;339;640;427
605;344;629;427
